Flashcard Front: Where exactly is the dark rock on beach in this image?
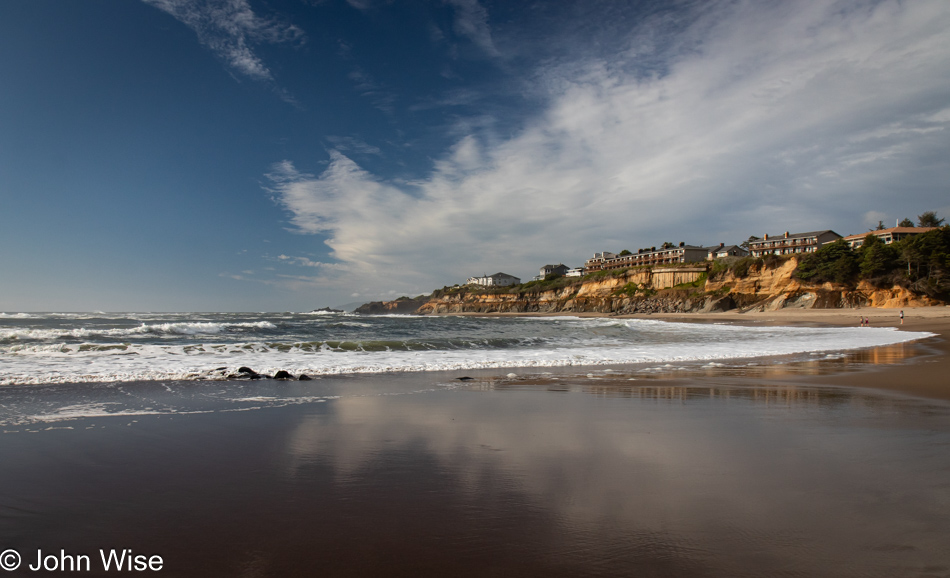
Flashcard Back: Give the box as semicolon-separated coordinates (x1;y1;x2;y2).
274;370;293;380
237;366;263;379
298;374;312;380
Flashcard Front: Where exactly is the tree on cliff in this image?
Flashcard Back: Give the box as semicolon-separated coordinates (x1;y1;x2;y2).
899;218;915;227
741;236;759;249
795;238;858;284
858;234;897;278
790;226;949;298
898;226;950;298
918;211;945;227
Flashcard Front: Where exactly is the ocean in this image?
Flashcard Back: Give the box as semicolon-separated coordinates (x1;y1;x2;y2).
0;311;932;386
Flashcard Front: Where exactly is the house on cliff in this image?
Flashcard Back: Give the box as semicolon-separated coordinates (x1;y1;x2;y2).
706;243;749;260
842;226;937;248
533;264;570;280
541;264;569;277
466;272;521;287
748;230;841;257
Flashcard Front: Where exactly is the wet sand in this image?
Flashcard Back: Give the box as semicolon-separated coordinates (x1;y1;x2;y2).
640;307;950;402
2;370;949;577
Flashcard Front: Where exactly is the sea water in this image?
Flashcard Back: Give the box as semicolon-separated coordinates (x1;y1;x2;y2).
0;311;933;385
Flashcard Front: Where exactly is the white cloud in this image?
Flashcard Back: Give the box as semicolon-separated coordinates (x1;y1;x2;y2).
444;0;500;58
325;136;382;156
268;0;950;298
277;254;350;270
142;0;303;82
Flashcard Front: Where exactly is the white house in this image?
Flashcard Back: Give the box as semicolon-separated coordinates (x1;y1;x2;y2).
466;272;521;287
706;243;749;260
533;263;570;280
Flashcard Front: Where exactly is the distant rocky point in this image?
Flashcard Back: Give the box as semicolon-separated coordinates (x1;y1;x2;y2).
353;296;431;315
310;307;343;313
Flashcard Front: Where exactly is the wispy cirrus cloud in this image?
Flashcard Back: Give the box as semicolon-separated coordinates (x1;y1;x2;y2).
325;136;382;156
277;254;350;270
142;0;303;82
347;68;397;115
268;0;950;300
444;0;500;58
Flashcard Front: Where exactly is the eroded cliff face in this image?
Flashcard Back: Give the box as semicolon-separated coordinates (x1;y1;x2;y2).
415;274;705;315
358;258;941;315
704;258;937;310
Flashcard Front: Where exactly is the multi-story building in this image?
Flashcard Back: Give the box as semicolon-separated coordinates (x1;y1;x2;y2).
842;226;937;249
584;243;708;273
583;252;617;273
748;230;841;257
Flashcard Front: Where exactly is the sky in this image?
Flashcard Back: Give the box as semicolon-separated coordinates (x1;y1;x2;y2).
1;0;948;312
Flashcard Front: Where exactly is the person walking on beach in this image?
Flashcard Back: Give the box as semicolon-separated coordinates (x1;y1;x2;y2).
900;310;904;325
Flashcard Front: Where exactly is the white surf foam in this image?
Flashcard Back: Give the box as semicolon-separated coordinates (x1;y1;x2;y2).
0;321;278;342
0;319;934;385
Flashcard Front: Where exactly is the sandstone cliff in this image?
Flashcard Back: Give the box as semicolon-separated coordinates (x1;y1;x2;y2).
356;258;941;315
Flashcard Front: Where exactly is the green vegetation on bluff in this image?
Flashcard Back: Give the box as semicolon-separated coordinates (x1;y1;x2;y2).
706;227;950;300
429;227;950;304
794;227;950;298
709;254;784;279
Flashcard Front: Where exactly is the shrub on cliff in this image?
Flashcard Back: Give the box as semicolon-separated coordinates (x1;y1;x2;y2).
612;282;640;297
730;256;762;278
584;268;634;280
517;276;578;294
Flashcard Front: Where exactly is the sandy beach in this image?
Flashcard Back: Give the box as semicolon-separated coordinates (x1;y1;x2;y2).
656;307;950;402
436;306;950;402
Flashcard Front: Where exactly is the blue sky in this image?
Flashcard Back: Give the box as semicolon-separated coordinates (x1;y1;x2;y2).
1;0;948;312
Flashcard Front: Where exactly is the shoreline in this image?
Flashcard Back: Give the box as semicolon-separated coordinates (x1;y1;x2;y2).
2;308;948;404
427;307;950;401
